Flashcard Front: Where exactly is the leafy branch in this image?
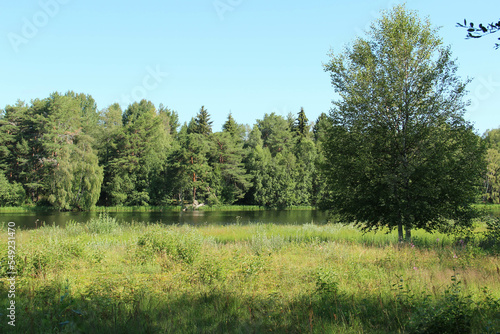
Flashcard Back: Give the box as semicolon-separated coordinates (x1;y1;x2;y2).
457;19;500;49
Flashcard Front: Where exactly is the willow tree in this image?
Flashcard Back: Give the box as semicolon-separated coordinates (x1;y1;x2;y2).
322;5;486;241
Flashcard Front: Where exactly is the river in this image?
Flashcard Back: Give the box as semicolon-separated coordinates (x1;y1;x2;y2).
0;209;330;229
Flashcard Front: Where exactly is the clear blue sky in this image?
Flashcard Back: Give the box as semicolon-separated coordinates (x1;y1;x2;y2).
1;0;499;134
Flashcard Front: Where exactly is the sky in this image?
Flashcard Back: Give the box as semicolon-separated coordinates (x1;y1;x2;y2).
0;0;499;135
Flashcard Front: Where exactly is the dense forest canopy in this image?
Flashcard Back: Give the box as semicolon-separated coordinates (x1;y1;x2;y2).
0;93;332;210
0;89;494;212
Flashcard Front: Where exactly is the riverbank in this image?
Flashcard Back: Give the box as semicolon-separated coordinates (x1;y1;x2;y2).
0;217;499;333
0;204;317;213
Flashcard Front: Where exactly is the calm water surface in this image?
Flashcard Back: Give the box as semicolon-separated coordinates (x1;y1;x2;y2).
0;210;329;229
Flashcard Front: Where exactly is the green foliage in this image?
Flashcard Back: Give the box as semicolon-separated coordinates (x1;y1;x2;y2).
0;220;499;333
188;105;213;136
250;228;285;256
105;100;169;206
293;107;310;138
211;131;252;204
85;213;121;234
0;93;103;210
322;5;487;241
408;275;474;334
0;172;25;206
480;217;500;254
314;267;339;297
483;129;500;203
136;225;203;263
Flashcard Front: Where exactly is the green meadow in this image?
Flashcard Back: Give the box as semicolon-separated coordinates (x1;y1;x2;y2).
0;215;499;333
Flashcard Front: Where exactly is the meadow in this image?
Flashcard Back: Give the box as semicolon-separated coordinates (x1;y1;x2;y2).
0;214;499;333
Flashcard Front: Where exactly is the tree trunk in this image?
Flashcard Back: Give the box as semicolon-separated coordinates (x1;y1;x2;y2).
398;222;404;243
405;225;412;242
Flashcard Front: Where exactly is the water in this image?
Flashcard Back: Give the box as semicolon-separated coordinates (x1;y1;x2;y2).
0;209;330;229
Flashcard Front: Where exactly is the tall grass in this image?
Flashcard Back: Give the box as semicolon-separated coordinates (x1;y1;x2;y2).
0;220;498;333
0;206;55;213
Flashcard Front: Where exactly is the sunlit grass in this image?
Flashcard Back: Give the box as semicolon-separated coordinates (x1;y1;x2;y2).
0;218;499;333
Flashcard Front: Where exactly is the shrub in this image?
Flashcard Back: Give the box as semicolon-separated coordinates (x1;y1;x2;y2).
408;275;474;334
85;213;120;234
250;230;285;256
480;217;500;254
314;267;338;297
137;225;203;264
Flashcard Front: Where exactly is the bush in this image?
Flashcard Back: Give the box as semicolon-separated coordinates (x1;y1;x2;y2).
408;275;474;334
314;267;338;297
249;230;285;256
85;213;120;234
137;225;203;264
480;217;500;254
0;173;25;206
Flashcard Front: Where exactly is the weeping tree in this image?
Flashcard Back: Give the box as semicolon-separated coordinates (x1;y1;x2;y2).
322;5;486;242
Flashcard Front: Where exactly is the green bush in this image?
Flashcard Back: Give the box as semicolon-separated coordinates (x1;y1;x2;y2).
0;173;25;206
408;275;474;334
250;230;285;256
85;213;121;234
480;217;500;254
314;267;338;297
137;225;203;264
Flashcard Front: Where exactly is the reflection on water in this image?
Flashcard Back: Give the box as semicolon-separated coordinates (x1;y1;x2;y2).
0;210;330;229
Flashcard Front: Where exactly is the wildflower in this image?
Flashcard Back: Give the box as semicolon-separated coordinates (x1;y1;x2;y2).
453;254;458;259
413;266;418;270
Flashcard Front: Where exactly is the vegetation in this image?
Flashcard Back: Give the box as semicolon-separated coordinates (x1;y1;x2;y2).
0;4;499;333
322;5;486;242
0;216;499;333
457;18;500;49
0;95;325;210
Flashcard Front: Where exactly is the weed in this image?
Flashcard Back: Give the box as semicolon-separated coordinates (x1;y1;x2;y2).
136;225;203;264
480;217;500;254
314;267;339;297
85;213;121;234
408;274;475;334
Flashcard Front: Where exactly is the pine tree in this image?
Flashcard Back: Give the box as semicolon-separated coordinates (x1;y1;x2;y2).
294;107;310;138
106;100;169;206
189;106;213;136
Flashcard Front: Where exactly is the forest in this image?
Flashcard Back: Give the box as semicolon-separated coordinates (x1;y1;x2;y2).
0;90;499;211
0;92;331;210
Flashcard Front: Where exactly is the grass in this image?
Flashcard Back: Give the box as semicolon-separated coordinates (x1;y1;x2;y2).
0;216;499;333
0;206;56;213
90;205;184;213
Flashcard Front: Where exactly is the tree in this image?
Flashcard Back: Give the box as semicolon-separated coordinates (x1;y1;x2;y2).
0;93;103;209
211;120;252;204
457;18;500;49
0;172;24;206
311;113;331;206
188;106;213;136
106;100;169;206
293;107;310;139
158;104;179;136
167;125;212;207
222;113;246;141
257;113;295;156
322;5;486;241
484;148;500;203
483;129;500;203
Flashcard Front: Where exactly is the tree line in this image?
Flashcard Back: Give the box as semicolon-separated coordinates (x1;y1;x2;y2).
0;91;497;211
0;92;332;210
